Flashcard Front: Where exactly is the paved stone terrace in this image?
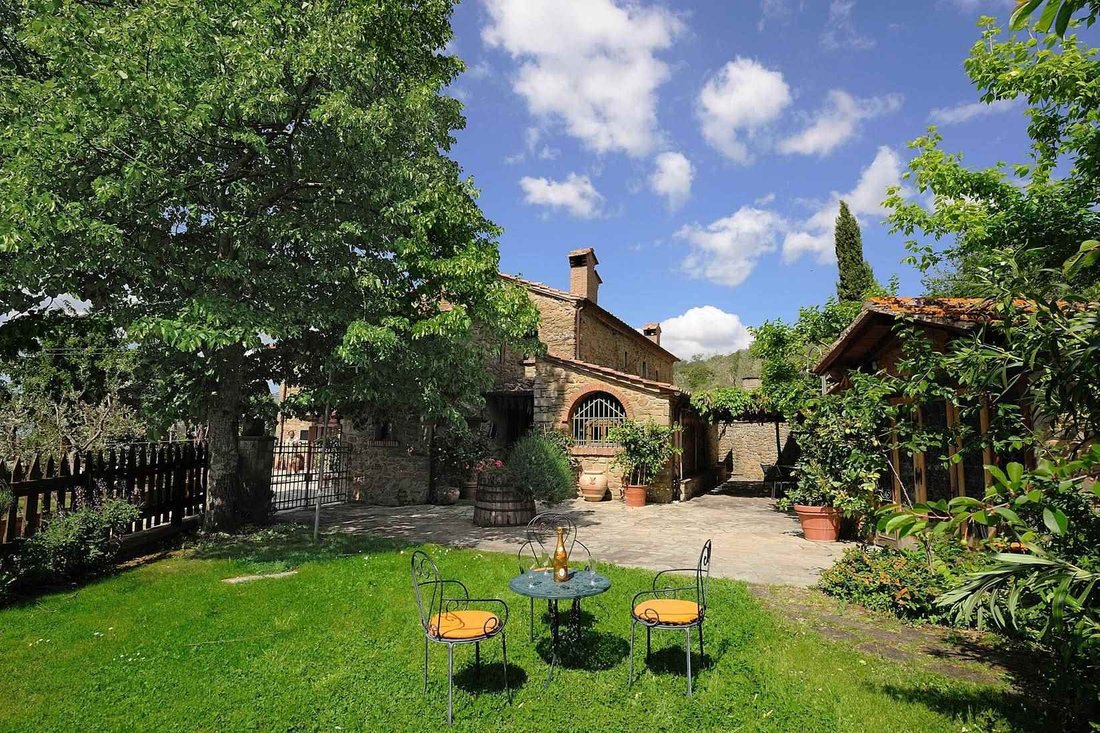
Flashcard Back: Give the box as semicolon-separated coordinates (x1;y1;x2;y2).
284;485;848;587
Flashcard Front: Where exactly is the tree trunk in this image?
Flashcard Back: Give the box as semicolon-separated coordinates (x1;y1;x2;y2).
204;345;245;532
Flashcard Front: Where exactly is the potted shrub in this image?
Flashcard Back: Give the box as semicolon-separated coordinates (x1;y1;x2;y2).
778;470;841;542
608;420;681;508
472;457;522;526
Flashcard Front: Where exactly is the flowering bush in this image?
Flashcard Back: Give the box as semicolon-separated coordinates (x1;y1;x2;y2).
433;421;490;486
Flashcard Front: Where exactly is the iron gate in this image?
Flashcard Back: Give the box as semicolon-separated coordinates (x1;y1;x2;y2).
271;440;350;511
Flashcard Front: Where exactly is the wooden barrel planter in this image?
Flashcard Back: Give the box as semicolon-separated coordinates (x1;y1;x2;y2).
473;473;534;527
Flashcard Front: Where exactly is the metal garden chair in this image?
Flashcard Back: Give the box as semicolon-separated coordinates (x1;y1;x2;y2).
516;512;593;640
410;550;510;725
628;539;712;696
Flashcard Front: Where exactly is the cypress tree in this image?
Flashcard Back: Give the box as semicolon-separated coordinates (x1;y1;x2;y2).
834;200;877;302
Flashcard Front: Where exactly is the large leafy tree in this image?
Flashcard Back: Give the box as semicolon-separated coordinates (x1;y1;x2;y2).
833;200;877;302
0;0;538;529
1010;0;1099;35
887;20;1100;298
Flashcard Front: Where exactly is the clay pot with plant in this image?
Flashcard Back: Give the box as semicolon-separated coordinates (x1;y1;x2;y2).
607;420;682;508
777;465;842;542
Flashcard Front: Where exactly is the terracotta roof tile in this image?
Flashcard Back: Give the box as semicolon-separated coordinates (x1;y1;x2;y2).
864;296;1032;322
542;354;684;395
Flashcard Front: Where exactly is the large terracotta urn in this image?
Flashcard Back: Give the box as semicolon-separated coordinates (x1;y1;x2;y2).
578;469;609;502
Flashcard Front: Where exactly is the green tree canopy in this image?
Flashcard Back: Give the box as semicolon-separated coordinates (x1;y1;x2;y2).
834;200;877;302
0;0;539;529
887;21;1100;298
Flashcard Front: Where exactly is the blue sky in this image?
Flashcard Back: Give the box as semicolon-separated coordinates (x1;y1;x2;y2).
444;0;1034;360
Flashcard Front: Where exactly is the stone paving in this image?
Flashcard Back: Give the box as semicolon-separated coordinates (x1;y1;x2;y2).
284;484;848;587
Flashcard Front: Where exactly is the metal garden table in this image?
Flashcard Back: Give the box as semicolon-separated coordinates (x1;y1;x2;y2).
508;568;611;684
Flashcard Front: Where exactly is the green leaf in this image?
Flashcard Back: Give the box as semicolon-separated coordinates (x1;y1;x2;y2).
1055;0;1076;34
1043;507;1068;535
1035;0;1063;31
1064;240;1100;276
1010;0;1046;30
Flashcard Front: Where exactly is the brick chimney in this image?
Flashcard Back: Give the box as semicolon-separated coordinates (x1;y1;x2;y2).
568;247;601;303
642;322;662;346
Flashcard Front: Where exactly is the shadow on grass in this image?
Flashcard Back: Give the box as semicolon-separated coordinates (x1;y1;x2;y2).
453;660;529;693
877;681;1089;733
533;630;630;671
640;643;713;676
186;522;410;571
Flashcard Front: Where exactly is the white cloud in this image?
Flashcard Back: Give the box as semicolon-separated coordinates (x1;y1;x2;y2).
758;0;794;31
821;0;876;51
649;152;694;210
519;173;604;218
482;0;683;156
505;127;560;164
754;192;776;205
782;145;904;263
676;206;786;286
696;58;791;163
929;98;1018;125
661;306;754;359
778;90;902;156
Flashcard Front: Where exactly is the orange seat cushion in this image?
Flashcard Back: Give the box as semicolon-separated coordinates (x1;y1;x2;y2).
429;610;500;639
633;599;700;625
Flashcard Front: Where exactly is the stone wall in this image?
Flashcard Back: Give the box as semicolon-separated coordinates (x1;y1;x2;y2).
344;417;431;506
576;308;676;382
529;289;577;360
531;358;677;502
710;420;791;481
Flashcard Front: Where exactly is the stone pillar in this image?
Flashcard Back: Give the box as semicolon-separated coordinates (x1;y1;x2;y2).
238;435;275;522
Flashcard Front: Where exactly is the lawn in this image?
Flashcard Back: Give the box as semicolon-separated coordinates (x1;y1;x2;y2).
0;525;1037;732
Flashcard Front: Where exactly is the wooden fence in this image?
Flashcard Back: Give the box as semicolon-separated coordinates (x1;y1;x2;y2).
0;441;208;545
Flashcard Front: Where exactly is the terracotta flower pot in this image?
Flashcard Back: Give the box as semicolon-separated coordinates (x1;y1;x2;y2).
579;469;609;502
794;504;840;542
623;485;647;508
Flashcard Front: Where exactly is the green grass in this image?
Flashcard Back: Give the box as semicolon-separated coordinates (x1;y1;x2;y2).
0;525;1038;732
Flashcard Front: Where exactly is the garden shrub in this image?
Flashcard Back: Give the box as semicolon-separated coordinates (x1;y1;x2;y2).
507;432;576;505
0;479;15;602
20;486;139;585
819;540;991;625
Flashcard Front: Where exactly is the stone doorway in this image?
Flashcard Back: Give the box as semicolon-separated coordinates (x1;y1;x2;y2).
485;391;534;448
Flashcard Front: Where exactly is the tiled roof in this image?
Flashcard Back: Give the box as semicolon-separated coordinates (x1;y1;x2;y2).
863;296;1033;322
542;354;685;395
499;273;580;302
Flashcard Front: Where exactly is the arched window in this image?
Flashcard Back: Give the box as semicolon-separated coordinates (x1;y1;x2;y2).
571;392;626;446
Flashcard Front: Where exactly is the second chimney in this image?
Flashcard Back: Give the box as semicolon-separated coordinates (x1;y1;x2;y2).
568;247;601;303
642;323;662;346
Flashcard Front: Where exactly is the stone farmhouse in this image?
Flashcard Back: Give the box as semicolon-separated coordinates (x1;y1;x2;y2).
486;247;710;503
275;247;789;506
